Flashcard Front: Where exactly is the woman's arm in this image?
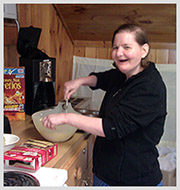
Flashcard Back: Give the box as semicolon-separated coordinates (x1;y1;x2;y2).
42;113;105;137
64;75;97;99
42;74;104;136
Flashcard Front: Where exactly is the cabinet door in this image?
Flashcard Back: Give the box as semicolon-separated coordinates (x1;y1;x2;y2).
62;140;88;186
78;135;95;186
79;159;93;186
87;135;96;164
4;4;17;19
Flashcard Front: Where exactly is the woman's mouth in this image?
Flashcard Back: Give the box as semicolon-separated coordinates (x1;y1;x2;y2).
119;59;128;63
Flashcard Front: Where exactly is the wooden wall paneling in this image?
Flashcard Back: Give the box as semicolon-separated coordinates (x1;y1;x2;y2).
107;48;112;60
156;49;169;64
53;4;74;44
48;5;74;101
4;20;19;67
63;27;74;96
17;4;32;26
74;40;111;48
4;24;18;45
55;4;176;43
49;6;59;58
74;46;113;60
74;41;176;64
60;27;67;99
168;49;176;64
85;47;96;58
96;47;108;59
150;42;176;50
17;4;74;102
148;49;156;63
54;16;64;102
74;47;85;57
4;46;19;67
55;26;74;101
37;5;51;55
75;41;176;50
30;4;41;27
49;5;63;102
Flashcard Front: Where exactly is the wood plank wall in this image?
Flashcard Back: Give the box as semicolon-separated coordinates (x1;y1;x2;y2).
4;19;19;68
4;4;74;102
4;4;176;104
74;41;176;64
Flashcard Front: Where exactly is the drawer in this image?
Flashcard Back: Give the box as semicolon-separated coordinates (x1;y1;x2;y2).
62;140;88;186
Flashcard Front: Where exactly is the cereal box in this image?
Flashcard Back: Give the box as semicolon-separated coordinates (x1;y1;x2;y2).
4;139;58;171
4;67;25;120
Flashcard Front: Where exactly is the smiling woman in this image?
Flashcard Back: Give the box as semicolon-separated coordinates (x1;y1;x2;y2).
111;24;150;79
3;4;175;186
42;23;167;186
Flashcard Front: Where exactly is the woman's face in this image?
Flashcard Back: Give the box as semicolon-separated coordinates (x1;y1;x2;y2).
112;31;149;78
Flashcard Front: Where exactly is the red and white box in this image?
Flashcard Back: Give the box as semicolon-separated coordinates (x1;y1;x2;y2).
4;139;58;171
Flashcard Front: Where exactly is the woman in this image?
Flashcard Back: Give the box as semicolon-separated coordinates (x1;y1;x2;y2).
43;24;167;186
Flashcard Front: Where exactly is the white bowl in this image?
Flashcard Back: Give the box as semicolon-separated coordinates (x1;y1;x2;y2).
32;102;78;142
4;134;20;152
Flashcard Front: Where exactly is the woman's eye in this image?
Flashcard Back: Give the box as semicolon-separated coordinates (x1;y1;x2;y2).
112;46;118;50
124;45;132;49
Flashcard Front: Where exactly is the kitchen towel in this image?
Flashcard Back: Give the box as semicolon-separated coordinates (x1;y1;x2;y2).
32;167;68;186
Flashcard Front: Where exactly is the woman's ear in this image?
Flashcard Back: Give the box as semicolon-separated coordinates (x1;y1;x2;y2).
141;43;150;59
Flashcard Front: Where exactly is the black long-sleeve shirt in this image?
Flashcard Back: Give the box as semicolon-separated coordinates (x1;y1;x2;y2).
90;62;167;186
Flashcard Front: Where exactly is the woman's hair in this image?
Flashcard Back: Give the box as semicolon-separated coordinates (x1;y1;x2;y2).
112;23;150;68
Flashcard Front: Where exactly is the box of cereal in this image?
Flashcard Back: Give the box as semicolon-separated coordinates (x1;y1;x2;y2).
4;139;58;171
4;67;25;120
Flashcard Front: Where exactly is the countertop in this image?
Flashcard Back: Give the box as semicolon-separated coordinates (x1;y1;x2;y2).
9;114;90;169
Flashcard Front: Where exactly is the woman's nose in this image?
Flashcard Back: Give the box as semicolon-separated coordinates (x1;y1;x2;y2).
116;47;123;57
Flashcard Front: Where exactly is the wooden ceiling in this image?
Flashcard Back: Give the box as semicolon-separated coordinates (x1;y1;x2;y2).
54;4;176;43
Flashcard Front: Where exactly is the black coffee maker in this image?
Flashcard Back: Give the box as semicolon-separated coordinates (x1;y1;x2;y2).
17;26;56;115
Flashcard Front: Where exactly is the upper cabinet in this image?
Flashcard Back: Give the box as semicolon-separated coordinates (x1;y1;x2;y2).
4;4;17;19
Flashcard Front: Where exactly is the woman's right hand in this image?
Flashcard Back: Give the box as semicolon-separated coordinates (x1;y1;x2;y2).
64;75;97;100
64;78;82;100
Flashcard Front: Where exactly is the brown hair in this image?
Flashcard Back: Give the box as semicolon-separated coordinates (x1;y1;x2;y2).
112;24;150;68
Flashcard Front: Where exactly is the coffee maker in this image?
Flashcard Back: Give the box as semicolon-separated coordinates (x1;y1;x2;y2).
20;57;56;115
17;26;56;115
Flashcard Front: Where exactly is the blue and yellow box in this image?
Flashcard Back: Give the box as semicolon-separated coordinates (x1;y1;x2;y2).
4;67;25;120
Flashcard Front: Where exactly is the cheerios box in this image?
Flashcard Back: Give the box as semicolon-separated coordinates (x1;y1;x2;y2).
4;67;25;120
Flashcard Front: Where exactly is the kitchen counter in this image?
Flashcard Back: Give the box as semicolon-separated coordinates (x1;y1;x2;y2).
9;115;95;186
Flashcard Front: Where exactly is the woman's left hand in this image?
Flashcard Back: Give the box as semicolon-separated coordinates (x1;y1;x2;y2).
42;113;67;130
